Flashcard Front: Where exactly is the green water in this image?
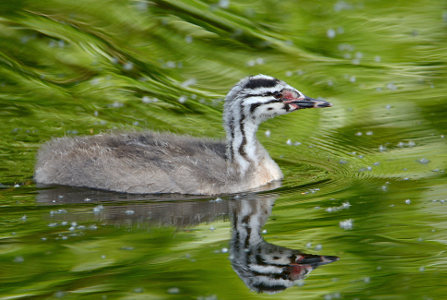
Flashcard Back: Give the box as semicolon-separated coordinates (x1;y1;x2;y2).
1;0;447;299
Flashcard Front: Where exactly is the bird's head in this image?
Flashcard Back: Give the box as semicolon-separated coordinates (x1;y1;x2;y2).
224;74;332;125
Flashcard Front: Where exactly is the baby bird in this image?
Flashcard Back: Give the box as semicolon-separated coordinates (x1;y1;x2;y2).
35;74;331;195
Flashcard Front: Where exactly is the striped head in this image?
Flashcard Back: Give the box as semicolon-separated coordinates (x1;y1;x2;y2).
224;74;332;126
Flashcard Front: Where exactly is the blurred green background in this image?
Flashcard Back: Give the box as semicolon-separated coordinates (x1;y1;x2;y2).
1;0;447;299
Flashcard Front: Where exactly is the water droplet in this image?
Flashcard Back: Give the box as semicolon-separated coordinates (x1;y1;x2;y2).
417;158;430;164
405;199;411;205
387;82;397;90
167;287;180;294
286;139;292;145
339;219;353;230
178;96;187;103
93;205;104;214
14;256;24;263
123;61;134;71
181;78;197;87
327;28;336;38
218;0;230;8
125;209;135;215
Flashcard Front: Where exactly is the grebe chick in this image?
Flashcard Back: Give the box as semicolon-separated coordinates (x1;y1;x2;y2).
35;75;332;195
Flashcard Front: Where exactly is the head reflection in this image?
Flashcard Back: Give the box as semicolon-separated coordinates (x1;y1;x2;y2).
36;186;338;293
229;194;338;293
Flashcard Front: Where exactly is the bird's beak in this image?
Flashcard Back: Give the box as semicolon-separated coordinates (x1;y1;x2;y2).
286;96;332;110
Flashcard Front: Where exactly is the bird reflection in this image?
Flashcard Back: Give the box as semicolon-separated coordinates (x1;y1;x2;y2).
229;194;338;293
36;186;338;293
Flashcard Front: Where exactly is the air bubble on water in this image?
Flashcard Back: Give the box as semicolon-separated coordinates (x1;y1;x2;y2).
14;256;24;263
417;158;430;164
327;28;336;38
366;131;373;136
90;78;101;85
306;242;312;248
286;139;292;145
339;160;348;164
185;35;193;43
218;0;230;8
134;287;144;293
21;215;27;221
178;96;187;103
327;80;333;86
84;198;91;202
209;226;215;231
387;82;397;90
181;78;197;88
378;145;387;152
314;244;322;250
14;184;20;188
338;43;354;51
375;56;381;62
164;61;175;68
352;58;360;65
246;59;255;67
125;209;135;215
405;199;411;204
349;76;356;83
262;229;267;234
363;277;370;283
355;132;362;136
419;266;425;272
373;162;380;166
294;141;302;146
167;287;180;294
123;61;134;71
339;219;353;230
256;57;264;65
134;1;148;11
285;71;293;77
221;247;228;253
385;104;392;109
93;205;104;215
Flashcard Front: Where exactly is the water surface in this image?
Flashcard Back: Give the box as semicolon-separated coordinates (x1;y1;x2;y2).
1;0;447;299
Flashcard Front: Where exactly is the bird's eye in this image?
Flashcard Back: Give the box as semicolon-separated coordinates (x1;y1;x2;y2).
273;91;282;99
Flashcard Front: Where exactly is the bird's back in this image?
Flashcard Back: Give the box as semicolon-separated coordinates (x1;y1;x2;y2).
35;132;230;194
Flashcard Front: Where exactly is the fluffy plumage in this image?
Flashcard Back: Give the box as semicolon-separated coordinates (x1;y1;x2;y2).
35;74;331;195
